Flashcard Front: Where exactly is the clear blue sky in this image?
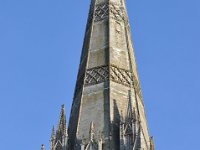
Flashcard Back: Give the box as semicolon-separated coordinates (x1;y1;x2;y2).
0;0;200;149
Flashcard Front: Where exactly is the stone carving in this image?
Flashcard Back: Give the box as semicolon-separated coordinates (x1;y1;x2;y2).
94;3;109;22
110;3;124;22
85;65;109;85
86;2;126;31
94;2;124;22
84;65;144;101
84;65;132;87
110;65;132;87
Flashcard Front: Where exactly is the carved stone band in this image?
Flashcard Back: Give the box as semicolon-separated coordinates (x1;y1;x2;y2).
94;2;124;22
86;2;127;31
84;65;143;101
73;64;144;101
85;65;109;85
85;65;132;87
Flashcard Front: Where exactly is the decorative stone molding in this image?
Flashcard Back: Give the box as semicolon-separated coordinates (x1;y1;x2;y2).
85;65;109;85
85;65;132;87
84;65;144;101
110;65;132;87
109;3;124;22
74;65;143;102
86;2;127;31
94;2;125;22
94;3;109;22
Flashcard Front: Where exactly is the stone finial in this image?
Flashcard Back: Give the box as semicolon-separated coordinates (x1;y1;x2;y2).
51;126;56;139
41;144;45;150
58;105;66;132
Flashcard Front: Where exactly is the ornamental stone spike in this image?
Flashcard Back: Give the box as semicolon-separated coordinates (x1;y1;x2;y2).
51;126;55;140
58;105;66;133
126;90;133;121
50;126;55;150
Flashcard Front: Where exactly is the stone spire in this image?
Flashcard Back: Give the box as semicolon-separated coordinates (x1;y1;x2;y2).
67;0;154;149
66;0;154;149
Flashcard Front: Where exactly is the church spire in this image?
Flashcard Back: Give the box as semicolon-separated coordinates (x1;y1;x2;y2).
44;0;155;149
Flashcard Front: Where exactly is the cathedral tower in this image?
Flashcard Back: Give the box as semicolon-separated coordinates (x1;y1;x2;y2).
45;0;155;149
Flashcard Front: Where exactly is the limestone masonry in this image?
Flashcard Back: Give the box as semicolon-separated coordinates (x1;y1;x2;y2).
42;0;155;149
